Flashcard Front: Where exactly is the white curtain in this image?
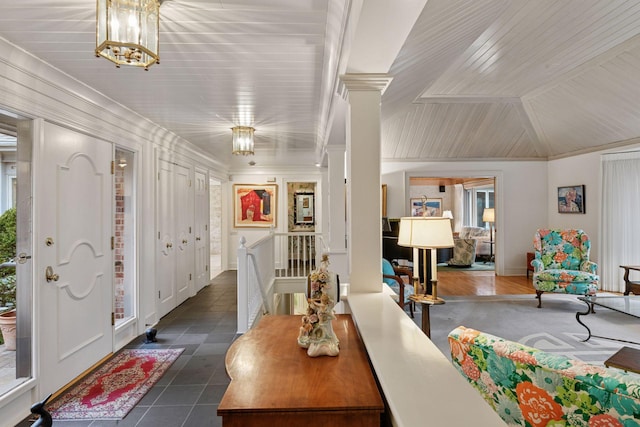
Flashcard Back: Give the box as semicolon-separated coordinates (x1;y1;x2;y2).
601;151;640;292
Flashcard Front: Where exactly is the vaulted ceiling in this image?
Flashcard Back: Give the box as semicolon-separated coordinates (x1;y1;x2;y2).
1;0;640;171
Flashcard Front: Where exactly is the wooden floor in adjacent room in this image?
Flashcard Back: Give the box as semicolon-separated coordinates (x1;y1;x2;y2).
437;270;536;296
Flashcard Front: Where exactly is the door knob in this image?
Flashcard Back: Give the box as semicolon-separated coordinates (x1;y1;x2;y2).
45;266;59;282
182;239;188;244
166;242;173;249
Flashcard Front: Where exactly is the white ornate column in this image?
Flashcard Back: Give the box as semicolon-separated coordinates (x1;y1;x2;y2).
340;74;392;293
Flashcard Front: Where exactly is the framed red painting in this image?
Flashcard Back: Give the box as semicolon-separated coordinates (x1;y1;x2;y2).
233;184;278;228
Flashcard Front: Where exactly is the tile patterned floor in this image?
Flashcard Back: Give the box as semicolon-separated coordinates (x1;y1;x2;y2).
17;270;237;427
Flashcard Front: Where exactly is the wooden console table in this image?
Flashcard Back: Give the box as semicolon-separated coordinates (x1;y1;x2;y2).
218;314;384;427
620;265;640;295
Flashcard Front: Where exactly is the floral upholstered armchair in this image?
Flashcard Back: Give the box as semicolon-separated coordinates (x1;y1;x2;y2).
448;238;477;267
531;229;599;308
449;326;640;427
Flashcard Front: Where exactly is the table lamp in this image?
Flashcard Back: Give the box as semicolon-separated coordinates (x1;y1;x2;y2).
482;208;495;261
397;217;454;304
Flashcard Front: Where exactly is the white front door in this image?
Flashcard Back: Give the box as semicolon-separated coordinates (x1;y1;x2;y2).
38;122;113;395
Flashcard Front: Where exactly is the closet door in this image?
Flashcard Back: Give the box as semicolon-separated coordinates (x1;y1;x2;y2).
156;158;193;317
174;162;192;306
157;158;177;317
194;169;209;291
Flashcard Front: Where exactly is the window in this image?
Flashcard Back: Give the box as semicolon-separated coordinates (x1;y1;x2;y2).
463;186;494;227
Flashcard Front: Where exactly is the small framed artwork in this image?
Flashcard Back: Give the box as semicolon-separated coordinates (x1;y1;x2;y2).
423;198;442;217
294;192;314;225
233;184;278;228
558;185;585;213
410;198;424;216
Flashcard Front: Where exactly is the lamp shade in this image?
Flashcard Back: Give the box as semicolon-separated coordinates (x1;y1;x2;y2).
442;210;453;219
482;208;495;223
96;0;160;70
231;126;255;156
397;217;454;249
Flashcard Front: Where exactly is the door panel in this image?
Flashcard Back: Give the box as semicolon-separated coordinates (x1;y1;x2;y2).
157;159;176;317
157;158;193;317
194;169;208;291
39;122;113;395
174;163;192;305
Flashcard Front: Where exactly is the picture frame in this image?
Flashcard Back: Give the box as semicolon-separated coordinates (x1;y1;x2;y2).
423;198;442;217
294;192;314;225
381;184;387;217
411;197;443;216
410;198;424;217
233;184;277;228
557;185;585;214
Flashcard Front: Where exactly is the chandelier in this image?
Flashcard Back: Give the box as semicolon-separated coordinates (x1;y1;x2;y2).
232;126;255;156
96;0;161;70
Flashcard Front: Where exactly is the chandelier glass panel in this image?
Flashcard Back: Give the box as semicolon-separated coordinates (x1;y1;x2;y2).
232;126;255;156
96;0;160;70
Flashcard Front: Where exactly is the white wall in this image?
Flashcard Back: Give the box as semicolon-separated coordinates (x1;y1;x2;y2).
227;172;324;269
546;153;602;261
0;37;227;424
546;142;640;265
382;161;548;276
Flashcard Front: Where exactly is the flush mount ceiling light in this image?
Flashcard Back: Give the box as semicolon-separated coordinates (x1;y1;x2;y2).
96;0;161;70
232;126;255;156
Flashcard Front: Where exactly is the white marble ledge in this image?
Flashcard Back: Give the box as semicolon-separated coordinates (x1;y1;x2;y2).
347;288;506;427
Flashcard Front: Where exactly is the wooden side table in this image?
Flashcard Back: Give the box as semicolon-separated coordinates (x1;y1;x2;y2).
410;295;445;338
527;252;535;279
620;265;640;295
604;346;640;374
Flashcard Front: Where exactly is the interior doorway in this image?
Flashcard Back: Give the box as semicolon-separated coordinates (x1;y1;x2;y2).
209;178;222;279
408;176;496;271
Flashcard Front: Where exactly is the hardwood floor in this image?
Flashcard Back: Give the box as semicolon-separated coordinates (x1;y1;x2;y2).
437;270;536;296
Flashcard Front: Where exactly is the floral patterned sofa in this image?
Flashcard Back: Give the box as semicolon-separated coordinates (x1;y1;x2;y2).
448;326;640;426
532;229;599;308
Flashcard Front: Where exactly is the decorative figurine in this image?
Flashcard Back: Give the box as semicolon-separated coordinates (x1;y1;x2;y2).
297;254;339;357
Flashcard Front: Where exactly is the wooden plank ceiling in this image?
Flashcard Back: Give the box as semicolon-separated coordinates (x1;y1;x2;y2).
1;1;640;170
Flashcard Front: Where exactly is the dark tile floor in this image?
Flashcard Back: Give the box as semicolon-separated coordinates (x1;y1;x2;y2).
18;270;237;427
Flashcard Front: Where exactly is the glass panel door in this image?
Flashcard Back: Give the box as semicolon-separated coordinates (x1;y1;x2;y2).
114;149;136;326
0;113;32;396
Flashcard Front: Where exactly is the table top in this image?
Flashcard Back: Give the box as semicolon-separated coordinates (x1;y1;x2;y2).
605;346;640;374
578;295;640;318
620;265;640;271
218;314;384;414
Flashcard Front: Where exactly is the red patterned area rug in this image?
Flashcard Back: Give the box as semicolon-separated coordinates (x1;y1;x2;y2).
48;348;184;420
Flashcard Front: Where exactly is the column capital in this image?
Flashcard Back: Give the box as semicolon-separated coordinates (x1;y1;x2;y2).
338;73;393;98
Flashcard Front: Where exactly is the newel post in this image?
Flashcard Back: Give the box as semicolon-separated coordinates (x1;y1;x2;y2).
237;236;249;333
